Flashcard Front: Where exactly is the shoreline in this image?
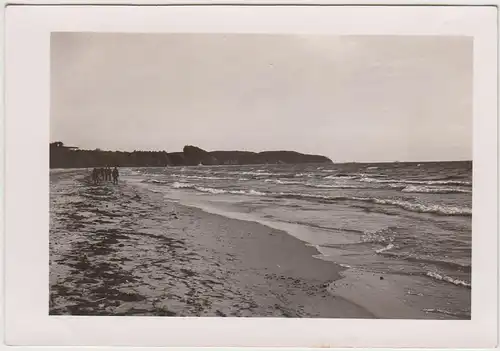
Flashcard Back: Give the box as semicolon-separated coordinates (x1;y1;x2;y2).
168;202;376;318
50;170;375;318
161;193;470;320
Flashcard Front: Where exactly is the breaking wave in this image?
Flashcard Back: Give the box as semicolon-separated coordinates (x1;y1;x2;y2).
169;182;471;216
172;174;235;180
228;171;283;177
346;197;471;216
307;183;365;189
294;173;314;178
426;271;471;288
171;182;195;189
401;185;471;194
265;179;365;189
275;192;471;216
171;182;266;196
324;175;357;180
375;243;395;254
360;177;471;186
265;179;303;185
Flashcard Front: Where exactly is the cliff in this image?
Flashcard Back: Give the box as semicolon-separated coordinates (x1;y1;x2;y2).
49;142;333;168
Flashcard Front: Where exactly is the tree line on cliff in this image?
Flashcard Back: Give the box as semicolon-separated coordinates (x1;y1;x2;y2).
50;142;333;168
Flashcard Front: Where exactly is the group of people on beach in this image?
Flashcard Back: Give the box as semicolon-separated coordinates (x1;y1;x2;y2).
91;166;119;185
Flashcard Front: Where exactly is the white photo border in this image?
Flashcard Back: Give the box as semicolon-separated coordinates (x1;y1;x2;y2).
3;3;499;349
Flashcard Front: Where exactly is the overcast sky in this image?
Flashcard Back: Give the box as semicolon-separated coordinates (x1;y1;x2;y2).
51;33;472;162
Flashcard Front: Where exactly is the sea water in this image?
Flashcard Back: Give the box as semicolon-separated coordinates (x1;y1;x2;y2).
122;161;472;318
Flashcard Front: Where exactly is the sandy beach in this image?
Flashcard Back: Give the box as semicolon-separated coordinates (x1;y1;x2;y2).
50;169;376;317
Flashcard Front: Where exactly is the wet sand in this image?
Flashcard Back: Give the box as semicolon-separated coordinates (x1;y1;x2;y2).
49;170;374;317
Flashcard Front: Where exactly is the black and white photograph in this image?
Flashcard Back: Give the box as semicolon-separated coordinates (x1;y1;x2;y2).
3;4;498;348
49;32;472;319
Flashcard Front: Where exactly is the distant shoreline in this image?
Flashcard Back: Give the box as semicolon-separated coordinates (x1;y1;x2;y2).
50;142;472;169
50;143;333;168
50;160;473;170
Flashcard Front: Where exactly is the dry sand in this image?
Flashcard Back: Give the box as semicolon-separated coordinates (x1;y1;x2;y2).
50;170;374;317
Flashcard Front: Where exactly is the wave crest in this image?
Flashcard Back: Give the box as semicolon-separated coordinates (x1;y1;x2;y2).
375;243;395;253
265;179;303;185
168;183;471;216
324;175;356;180
172;174;234;180
426;271;471;288
276;192;471;216
172;181;195;189
360;177;471;186
172;182;266;196
402;185;471;194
